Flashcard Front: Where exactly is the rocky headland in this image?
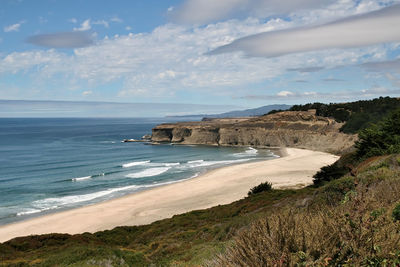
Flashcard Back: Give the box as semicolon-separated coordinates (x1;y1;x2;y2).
152;110;357;154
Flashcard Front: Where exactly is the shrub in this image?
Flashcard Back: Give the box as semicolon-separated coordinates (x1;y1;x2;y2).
312;151;356;186
248;181;273;196
212;179;400;266
356;109;400;159
392;203;400;221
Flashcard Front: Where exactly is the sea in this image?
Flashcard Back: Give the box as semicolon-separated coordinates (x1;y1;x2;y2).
0;118;277;225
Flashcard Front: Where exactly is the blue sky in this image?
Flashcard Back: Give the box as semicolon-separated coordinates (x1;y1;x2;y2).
1;0;400;116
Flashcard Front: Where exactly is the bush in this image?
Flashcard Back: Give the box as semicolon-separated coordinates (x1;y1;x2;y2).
356;109;400;159
312;151;356;186
392;203;400;221
248;181;273;196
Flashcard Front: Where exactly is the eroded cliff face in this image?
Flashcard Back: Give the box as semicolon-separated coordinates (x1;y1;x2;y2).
152;111;357;154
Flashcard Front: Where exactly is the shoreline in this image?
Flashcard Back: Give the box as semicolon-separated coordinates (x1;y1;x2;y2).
0;147;338;243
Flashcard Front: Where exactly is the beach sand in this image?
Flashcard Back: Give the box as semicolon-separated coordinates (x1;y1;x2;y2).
0;148;338;243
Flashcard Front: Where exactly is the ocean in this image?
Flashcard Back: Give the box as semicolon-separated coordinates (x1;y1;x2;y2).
0;118;276;225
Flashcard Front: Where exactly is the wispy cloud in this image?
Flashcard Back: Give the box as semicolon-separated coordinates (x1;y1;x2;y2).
1;5;396;100
209;4;400;57
323;78;345;82
361;58;400;87
82;90;93;96
242;86;400;101
288;66;325;73
26;32;94;48
73;19;91;31
361;58;400;73
4;21;25;32
169;0;334;25
93;20;109;28
110;16;122;23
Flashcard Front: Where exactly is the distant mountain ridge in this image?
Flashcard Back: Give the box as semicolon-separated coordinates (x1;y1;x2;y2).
167;104;292;119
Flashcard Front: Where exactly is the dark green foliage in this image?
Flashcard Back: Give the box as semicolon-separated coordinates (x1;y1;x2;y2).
313;163;349;186
289;97;400;133
356;109;400;159
392;203;400;221
313;151;357;186
248;181;273;195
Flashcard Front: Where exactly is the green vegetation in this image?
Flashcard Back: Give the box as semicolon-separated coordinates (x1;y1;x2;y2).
392;203;400;222
248;181;273;195
1;101;400;266
356;109;400;159
289;96;400;133
213;156;400;266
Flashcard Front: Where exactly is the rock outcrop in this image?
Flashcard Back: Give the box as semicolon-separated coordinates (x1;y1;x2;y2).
152;111;357;154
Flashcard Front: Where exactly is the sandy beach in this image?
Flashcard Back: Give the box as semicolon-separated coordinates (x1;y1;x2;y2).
0;147;338;243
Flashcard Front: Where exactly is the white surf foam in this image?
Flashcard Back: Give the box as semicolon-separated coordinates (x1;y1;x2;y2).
147;162;180;167
71;176;92;182
17;209;42;216
126;167;171;179
24;170;207;215
122;160;150;168
32;185;140;209
233;147;258;157
182;158;251;169
17;206;58;216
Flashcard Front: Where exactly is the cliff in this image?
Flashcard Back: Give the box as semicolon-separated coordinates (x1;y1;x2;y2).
152;111;358;154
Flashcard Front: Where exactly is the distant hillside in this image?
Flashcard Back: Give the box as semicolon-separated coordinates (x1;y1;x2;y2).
205;104;292;118
167;104;291;119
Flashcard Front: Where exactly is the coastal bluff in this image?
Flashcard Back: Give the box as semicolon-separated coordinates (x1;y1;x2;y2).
151;110;357;154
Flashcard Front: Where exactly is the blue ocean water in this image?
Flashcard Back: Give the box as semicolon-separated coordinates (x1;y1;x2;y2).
0;118;276;225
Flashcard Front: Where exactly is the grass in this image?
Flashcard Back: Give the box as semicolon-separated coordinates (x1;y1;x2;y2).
0;155;399;266
210;155;400;266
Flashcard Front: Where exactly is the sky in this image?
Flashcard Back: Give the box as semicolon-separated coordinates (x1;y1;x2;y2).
1;0;400;116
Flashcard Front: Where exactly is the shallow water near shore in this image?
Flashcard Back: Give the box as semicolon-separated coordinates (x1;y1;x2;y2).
0;118;276;225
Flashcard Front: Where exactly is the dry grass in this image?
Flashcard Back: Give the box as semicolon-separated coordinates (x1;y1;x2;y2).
210;171;400;266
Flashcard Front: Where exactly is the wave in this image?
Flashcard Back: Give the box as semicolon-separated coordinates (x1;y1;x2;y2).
17;209;42;216
71;172;107;182
233;147;258;157
29;176;192;212
18;170;206;217
181;158;252;169
147;162;180;167
126;167;171;179
71;176;92;182
31;185;140;210
122;160;150;168
100;141;116;144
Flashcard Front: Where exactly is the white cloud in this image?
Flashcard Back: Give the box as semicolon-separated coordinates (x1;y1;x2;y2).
4;21;25;32
26;32;94;48
0;3;398;100
110;16;123;23
82;90;92;96
69;18;77;24
93;20;109;28
73;19;91;31
243;86;400;101
170;0;335;24
277;91;294;97
210;4;400;57
125;26;132;31
361;58;400;87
